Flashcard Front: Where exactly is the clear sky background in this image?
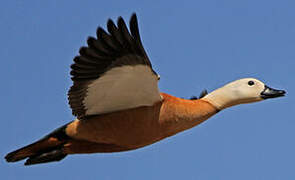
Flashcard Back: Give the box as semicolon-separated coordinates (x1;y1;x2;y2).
1;0;294;179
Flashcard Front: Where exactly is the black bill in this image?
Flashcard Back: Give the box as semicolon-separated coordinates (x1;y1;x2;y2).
261;85;286;99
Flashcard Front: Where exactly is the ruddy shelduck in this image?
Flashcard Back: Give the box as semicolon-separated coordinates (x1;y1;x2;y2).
5;13;286;165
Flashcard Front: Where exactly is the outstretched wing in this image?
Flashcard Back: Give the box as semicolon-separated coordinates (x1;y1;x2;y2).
68;13;161;119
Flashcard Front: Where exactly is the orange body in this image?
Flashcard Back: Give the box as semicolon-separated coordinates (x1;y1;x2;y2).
64;93;218;154
5;93;218;164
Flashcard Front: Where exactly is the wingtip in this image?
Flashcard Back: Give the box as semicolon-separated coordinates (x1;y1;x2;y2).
79;46;88;56
107;18;116;31
131;13;137;22
86;37;96;46
130;13;138;28
117;16;125;25
199;89;208;99
190;96;199;100
96;27;108;39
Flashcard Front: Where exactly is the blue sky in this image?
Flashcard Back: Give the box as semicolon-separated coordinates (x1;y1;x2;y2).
1;0;294;179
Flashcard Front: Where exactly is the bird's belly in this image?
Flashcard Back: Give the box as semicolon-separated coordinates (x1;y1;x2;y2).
66;103;163;148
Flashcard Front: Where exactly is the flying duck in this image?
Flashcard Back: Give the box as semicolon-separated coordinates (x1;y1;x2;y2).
5;13;286;165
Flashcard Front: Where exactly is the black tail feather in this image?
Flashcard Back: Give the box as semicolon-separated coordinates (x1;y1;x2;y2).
5;149;28;162
25;149;67;166
5;123;70;165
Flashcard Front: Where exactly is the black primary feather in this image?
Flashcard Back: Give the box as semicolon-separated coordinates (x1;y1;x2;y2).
190;89;208;100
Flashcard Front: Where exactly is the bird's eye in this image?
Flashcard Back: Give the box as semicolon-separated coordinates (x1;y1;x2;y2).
248;80;255;86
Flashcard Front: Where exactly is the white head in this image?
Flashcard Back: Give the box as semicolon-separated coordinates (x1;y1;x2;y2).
202;78;285;110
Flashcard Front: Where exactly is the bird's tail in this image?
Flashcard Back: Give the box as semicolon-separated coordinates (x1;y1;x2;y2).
5;124;69;166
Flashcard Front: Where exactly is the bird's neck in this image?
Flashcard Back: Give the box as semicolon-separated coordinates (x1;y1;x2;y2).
159;93;219;137
201;87;236;110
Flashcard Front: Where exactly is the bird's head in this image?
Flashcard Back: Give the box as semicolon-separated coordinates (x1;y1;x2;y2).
202;78;286;110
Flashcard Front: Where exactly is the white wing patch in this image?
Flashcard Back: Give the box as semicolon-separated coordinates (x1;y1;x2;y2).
83;65;161;115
